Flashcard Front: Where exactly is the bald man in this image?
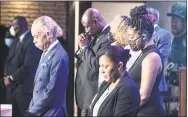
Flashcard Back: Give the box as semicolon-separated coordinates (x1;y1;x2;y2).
75;8;112;116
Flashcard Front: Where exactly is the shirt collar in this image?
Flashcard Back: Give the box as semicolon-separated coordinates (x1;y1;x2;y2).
19;30;29;42
153;24;158;35
154;24;158;29
102;23;110;32
43;39;59;55
96;23;110;42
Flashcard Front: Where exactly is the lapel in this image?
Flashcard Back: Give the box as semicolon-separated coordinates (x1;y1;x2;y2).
34;42;60;85
77;26;111;67
91;26;111;54
153;26;160;37
92;76;126;116
90;82;110;110
6;31;32;62
153;26;161;46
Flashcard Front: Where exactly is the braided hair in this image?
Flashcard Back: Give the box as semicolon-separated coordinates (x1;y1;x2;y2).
128;5;154;40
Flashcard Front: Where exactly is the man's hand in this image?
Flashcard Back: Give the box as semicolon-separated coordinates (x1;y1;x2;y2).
3;76;12;88
78;33;90;48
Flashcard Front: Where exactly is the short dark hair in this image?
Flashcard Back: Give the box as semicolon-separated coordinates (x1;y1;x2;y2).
13;16;28;28
100;45;131;70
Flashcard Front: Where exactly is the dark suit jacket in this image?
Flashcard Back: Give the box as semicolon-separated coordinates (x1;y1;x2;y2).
75;26;112;109
153;25;173;62
88;74;140;116
4;31;41;94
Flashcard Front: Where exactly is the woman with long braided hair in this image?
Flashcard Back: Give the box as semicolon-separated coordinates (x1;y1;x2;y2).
127;5;165;116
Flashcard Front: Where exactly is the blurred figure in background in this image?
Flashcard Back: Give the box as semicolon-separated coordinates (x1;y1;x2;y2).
166;2;187;116
3;16;41;116
110;15;129;47
0;25;9;103
167;2;187;71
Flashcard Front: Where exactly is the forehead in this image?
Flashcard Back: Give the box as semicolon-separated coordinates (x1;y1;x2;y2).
99;55;112;64
12;19;19;25
31;24;41;35
81;15;91;27
127;27;138;34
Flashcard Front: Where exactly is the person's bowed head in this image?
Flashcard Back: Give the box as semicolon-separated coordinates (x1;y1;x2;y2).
99;45;131;83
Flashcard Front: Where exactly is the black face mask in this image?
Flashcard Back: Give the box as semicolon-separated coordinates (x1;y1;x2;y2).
129;42;141;51
128;36;142;51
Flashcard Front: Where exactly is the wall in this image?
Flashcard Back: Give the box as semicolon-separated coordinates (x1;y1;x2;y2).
92;1;182;33
92;2;144;22
0;1;68;38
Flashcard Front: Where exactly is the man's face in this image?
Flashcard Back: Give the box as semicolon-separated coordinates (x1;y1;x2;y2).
31;25;49;50
12;19;20;37
171;15;184;36
81;17;98;37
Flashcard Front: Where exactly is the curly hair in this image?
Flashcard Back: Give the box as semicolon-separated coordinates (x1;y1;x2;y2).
128;5;154;39
130;5;148;18
110;15;130;46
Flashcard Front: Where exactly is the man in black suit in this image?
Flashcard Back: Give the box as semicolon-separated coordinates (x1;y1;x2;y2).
3;16;41;116
74;8;112;116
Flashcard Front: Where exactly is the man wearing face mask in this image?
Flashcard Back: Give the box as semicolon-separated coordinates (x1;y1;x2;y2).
3;16;41;116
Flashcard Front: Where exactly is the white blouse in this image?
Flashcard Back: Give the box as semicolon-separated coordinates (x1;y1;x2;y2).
91;86;114;116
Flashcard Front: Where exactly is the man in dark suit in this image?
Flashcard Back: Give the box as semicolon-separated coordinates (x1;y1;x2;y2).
75;8;112;116
3;16;41;116
147;7;173;105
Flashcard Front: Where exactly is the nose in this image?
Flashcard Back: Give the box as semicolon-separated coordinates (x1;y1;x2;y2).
99;67;105;74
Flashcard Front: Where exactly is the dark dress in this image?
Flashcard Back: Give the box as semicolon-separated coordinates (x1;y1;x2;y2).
128;45;165;116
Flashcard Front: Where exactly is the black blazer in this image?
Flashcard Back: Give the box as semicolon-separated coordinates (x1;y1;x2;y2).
4;31;41;94
88;74;140;116
75;26;113;109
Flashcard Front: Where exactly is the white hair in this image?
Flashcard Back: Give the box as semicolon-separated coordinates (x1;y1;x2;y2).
147;7;160;24
31;16;63;39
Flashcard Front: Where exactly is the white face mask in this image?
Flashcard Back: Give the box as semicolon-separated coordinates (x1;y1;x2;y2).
9;26;16;36
5;38;14;48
